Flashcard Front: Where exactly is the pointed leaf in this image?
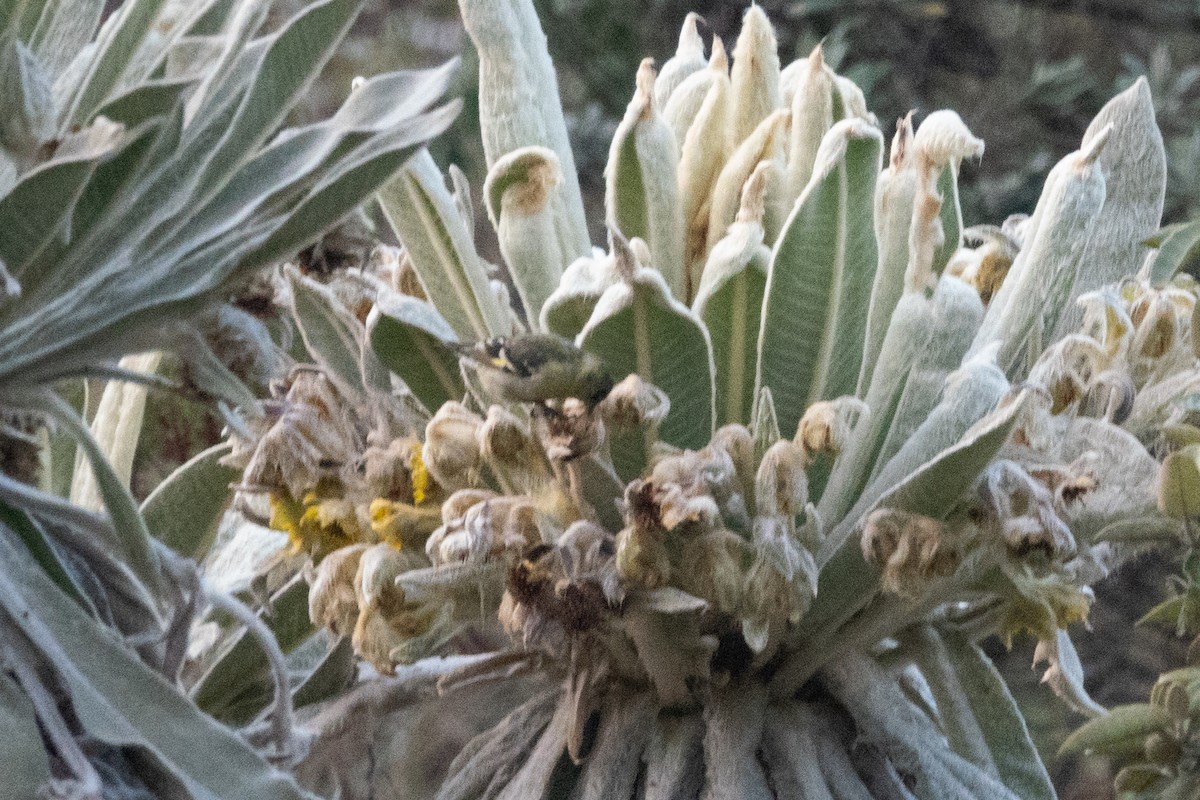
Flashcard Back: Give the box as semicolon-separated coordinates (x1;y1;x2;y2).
606;59;684;300
458;0;590;264
970;133;1107;379
694;202;769;426
286;268;391;394
937;630;1056;800
61;0;171;128
368;291;465;413
378;148;508;340
140;443;239;558
1058;77;1166;330
190;574;313;725
757;118;882;436
579;234;715;450
0;520;315;800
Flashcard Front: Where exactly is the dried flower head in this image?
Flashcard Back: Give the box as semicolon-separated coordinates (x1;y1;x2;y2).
861;509;959;597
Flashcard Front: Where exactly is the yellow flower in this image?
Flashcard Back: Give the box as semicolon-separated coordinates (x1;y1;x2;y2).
268;484;359;559
999;567;1092;647
368;497;441;549
410;447;430;505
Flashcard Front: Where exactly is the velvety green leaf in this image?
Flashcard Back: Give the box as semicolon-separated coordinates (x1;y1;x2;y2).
368;291;464;414
858;116;915;397
290;633;354;711
607;60;685;299
61;0;170;128
0;155;99;283
580;233;715;450
42;390;164;596
0;520;316;800
0;501;93;613
970;136;1106;379
930;162;963;277
1058;703;1170;757
191;574;314;726
1056;77;1166;335
194;0;359;197
870;277;983;474
694;220;769;426
97;77;193;127
27;0;103;79
756;118;882;436
458;0;591;264
823;651;1023;800
484;146;567;326
287;268;391;393
140;443;238;558
941;632;1056;800
0;670;51;800
0;40;55;157
0;61;454;388
540;250;616;339
1149;220;1200;284
871;387;1022;521
379;148;509;340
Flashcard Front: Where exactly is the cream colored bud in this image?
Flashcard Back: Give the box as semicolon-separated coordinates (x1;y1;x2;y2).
654;12;707;111
754;440;808;518
427;496;526;565
478;405;540;468
598;374;671;431
785;43;835;205
356;543;424;612
795;398;867;460
728;4;781;150
441;488;500;525
677;527;749;615
363;437;420;500
422;402;483;490
712;424;755;503
616;525;671;589
308;544;368;636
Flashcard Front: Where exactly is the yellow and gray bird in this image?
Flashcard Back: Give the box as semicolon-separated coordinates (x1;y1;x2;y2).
454;333;614;409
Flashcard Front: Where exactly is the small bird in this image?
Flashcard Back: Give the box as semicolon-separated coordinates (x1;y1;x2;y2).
453;333;614;409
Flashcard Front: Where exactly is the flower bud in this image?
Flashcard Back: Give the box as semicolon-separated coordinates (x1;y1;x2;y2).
795;398;867;461
861;509;957;597
616;525;671;589
426;496;532;565
654;12;707;111
422;402;483;491
362;436;422;501
677;527;749;615
754;440;808;518
711;424;755;509
598;374;671;431
368;498;442;549
308;544;368;636
478;405;548;492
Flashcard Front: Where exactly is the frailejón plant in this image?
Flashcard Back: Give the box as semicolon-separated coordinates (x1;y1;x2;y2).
221;2;1200;799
